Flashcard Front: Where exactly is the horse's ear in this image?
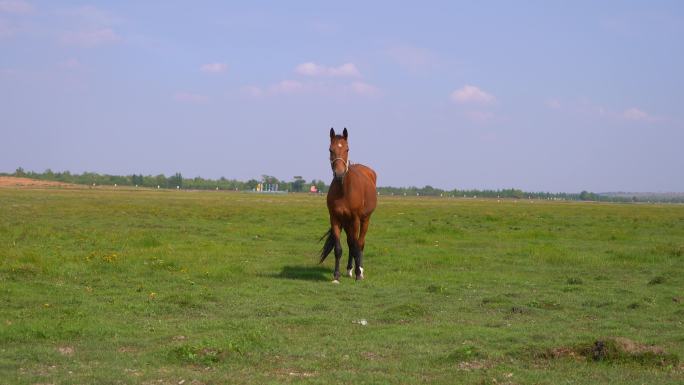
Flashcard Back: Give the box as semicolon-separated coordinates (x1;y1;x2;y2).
330;127;335;140
343;127;348;140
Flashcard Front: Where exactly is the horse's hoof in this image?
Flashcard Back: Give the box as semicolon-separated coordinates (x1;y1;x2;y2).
346;269;353;278
332;279;340;284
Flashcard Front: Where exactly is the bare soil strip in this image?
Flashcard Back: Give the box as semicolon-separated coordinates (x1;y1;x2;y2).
0;176;78;188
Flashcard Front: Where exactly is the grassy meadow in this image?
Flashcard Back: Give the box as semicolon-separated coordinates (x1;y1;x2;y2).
0;187;683;384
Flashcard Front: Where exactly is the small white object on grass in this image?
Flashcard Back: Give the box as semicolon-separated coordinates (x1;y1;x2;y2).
353;319;368;326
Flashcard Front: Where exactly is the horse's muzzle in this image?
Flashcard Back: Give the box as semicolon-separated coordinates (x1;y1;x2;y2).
333;173;345;182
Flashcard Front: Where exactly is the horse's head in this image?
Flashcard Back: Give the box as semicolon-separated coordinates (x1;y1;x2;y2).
329;127;349;180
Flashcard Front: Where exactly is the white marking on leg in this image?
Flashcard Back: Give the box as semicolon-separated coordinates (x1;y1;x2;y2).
332;279;340;284
359;267;364;279
347;269;353;277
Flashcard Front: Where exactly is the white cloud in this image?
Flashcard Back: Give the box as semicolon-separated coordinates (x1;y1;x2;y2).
328;63;360;77
60;28;120;47
65;5;121;26
545;99;561;109
200;62;228;73
173;92;208;104
295;62;323;76
0;0;33;14
241;85;264;98
622;107;650;121
58;58;81;70
58;6;121;47
242;80;305;98
0;19;14;37
243;79;381;99
451;85;495;104
295;62;360;77
385;44;437;71
464;110;494;122
347;81;380;96
270;80;304;94
0;67;16;77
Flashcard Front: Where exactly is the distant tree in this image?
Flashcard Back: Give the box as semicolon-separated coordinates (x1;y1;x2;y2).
261;175;279;184
154;174;167;188
579;191;591;201
131;174;143;186
169;172;183;188
142;175;155;187
292;176;305;192
314;179;327;193
245;179;259;190
56;170;71;182
14;167;25;177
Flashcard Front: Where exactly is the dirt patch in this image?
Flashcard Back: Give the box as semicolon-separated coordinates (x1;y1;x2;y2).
543;347;582;360
361;351;383;361
456;360;492;371
57;346;74;356
609;337;665;355
142;380;205;385
0;176;76;188
287;371;315;378
272;368;317;378
535;337;679;367
124;368;143;377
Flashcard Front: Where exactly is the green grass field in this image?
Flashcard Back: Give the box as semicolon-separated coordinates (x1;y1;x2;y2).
1;187;683;384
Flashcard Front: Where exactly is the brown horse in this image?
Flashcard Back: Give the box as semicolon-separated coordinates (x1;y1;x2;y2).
320;127;377;283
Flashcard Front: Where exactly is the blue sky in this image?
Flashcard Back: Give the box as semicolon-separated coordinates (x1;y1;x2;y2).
1;1;682;192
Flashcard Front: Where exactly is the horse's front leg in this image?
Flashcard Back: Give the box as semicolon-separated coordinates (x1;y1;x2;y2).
332;222;343;283
346;237;354;278
356;217;370;279
346;217;363;280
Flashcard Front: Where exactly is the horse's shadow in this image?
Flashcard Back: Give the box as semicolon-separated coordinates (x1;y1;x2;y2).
271;265;330;282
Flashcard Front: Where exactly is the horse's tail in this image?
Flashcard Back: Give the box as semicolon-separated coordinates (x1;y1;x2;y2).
319;228;335;263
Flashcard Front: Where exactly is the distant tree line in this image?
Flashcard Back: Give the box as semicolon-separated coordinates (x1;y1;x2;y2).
4;167;683;203
377;186;637;202
6;168;328;193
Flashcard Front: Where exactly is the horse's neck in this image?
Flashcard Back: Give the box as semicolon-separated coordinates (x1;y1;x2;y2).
332;178;351;196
